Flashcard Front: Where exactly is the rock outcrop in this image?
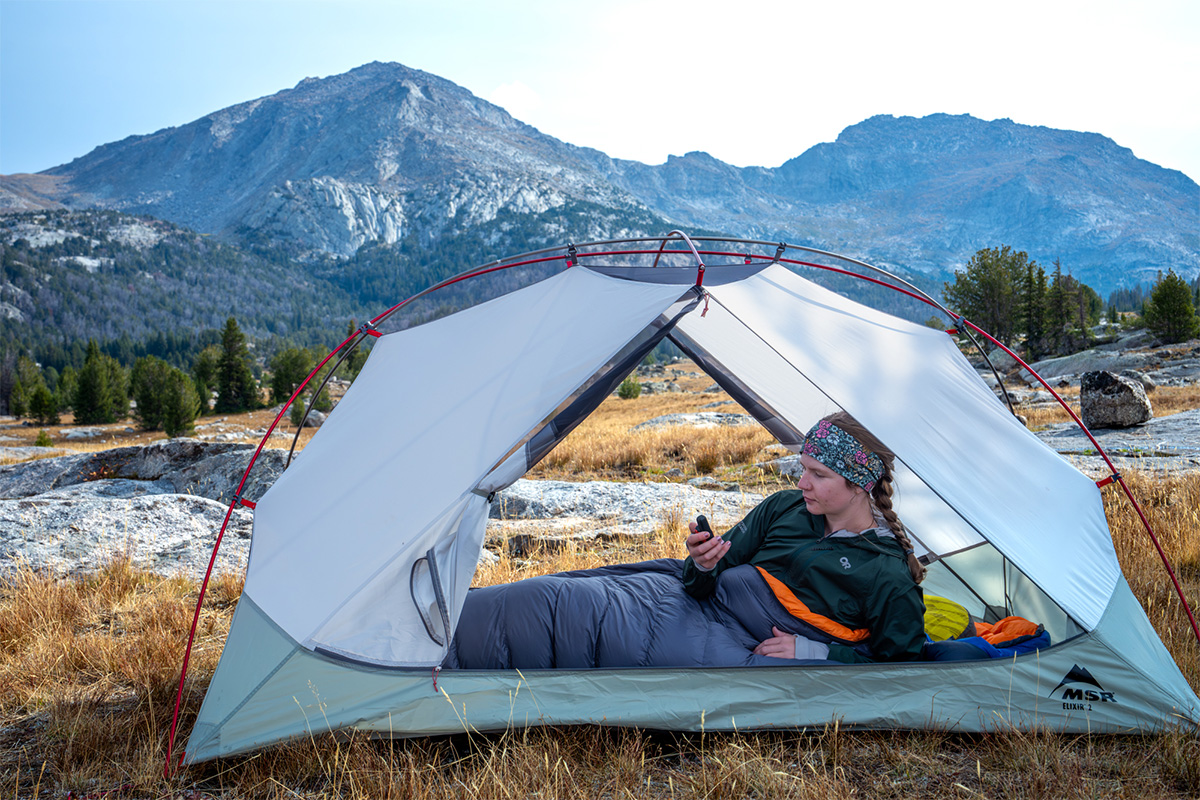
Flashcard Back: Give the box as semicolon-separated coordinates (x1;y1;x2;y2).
0;438;285;503
0;440;283;577
1;441;764;578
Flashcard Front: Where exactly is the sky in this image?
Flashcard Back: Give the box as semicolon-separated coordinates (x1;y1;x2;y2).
2;0;1198;181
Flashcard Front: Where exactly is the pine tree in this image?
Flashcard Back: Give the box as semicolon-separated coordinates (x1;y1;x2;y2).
215;318;259;413
7;356;45;419
74;340;128;424
9;379;26;418
269;346;314;405
57;366;78;413
192;344;222;416
1143;270;1200;344
160;371;201;437
127;352;200;436
344;320;370;380
1020;263;1047;360
943;245;1032;347
28;384;59;425
1044;261;1070;356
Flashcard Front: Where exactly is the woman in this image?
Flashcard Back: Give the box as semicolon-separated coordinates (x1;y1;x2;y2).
444;411;926;670
683;411;926;664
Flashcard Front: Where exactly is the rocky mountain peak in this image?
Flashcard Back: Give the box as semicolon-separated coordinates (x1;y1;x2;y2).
2;64;1195;293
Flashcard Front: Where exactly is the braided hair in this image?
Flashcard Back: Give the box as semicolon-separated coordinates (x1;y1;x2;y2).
822;411;926;583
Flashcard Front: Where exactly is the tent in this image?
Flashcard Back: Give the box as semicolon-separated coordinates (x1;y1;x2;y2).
171;234;1200;767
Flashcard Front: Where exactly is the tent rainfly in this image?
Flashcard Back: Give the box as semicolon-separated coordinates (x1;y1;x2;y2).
169;234;1200;769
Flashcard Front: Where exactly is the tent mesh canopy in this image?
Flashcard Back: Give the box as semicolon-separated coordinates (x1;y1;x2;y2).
176;236;1198;767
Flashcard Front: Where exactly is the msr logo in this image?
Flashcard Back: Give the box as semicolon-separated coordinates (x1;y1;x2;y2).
1050;664;1117;709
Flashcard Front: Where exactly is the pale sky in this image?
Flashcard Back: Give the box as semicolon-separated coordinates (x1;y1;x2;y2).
2;0;1198;181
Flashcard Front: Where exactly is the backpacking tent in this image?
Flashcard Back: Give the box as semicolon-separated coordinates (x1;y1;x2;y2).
173;234;1199;767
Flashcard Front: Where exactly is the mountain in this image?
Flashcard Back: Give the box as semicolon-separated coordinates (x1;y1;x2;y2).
2;61;1196;297
0;209;369;355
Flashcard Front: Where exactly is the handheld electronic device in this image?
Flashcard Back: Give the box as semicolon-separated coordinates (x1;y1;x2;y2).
695;514;715;541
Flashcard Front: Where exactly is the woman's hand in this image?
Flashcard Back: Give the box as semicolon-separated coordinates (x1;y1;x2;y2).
685;521;731;570
753;626;796;659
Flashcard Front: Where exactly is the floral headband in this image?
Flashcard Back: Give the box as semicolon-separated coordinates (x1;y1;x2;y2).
802;419;886;492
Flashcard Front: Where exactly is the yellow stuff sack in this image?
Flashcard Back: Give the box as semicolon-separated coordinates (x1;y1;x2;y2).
924;594;973;642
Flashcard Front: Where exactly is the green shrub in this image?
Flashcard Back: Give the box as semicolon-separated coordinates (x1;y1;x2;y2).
289;397;306;428
617;375;642;400
34;429;53;447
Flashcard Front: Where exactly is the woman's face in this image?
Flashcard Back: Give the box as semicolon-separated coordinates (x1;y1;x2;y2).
796;454;864;519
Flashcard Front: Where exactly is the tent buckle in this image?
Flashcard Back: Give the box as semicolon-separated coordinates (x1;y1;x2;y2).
432;665;441;693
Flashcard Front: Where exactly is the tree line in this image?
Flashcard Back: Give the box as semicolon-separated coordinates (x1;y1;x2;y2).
4;318;372;437
942;246;1199;360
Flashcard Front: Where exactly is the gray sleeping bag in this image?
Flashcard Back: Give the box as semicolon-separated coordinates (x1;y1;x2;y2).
443;559;847;669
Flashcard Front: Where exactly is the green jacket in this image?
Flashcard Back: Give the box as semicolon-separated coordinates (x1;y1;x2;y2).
682;490;925;664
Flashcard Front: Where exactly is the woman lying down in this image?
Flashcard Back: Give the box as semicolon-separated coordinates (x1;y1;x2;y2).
443;412;927;670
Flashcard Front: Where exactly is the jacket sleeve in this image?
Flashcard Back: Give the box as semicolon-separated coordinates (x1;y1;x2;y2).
680;492;784;599
828;578;925;664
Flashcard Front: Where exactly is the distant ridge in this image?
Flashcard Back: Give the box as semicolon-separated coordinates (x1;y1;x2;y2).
2;61;1196;295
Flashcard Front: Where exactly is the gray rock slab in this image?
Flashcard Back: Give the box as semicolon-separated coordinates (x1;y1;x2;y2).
0;483;251;577
0;446;77;461
1026;350;1159;381
631;412;758;432
1001;388;1057;407
60;427;106;440
762;454;805;479
0;438;286;503
1146;360;1200;386
491;478;762;535
638;381;683;395
1034;408;1200;474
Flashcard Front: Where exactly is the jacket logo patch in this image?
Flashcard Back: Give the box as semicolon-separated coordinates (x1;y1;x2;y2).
839;557;852;570
1050;664;1117;709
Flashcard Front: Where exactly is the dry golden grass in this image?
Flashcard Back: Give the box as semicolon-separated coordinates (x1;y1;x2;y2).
2;363;1200;797
3;470;1198;798
527;381;784;484
0;406;321;464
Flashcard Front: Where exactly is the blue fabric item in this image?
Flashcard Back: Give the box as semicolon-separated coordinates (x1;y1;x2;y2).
922;629;1051;662
443;560;846;669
